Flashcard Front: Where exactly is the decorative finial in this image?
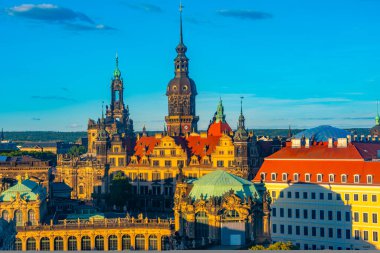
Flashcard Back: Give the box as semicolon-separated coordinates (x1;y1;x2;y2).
16;175;22;184
25;173;29;180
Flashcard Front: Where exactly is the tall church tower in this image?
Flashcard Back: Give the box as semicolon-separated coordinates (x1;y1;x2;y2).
165;3;199;136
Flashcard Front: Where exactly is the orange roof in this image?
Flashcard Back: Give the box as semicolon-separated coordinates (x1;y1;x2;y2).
254;142;380;185
134;136;160;157
186;135;220;157
207;121;232;137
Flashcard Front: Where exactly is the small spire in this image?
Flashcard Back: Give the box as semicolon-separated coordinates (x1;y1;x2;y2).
101;101;104;120
0;128;3;141
113;53;121;79
240;96;244;115
179;0;183;44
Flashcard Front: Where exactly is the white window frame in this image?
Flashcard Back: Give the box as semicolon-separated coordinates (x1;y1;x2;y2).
271;173;277;181
354;174;360;184
293;173;299;182
317;174;323;183
367;175;373;184
282;173;288;182
329;174;335;183
305;173;311;182
341;174;347;183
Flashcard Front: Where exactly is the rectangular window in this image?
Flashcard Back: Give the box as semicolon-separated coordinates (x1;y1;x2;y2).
280;192;284;198
328;228;333;238
355;230;360;240
294;174;299;182
280;208;284;218
337;211;342;221
118;157;124;166
312;210;316;219
363;213;368;223
317;174;323;182
311;192;316;199
305;174;311;182
345;193;349;201
354;194;359;201
295;192;300;199
337;229;342;239
303;209;308;219
354;175;360;183
272;208;276;217
363;194;368;202
328;193;332;200
282;173;287;181
374;231;378;242
320;227;325;237
164;160;172;167
320;210;325;220
304;226;308;236
319;193;324;200
373;213;378;223
280;225;285;234
287;191;292;198
296;226;300;235
287;209;292;218
312;227;317;236
153;160;159;167
272;191;277;198
336;194;341;200
152;172;161;181
272;224;277;233
345;212;351;222
271;173;276;181
346;229;351;239
296;209;300;219
303;192;308;199
164;172;172;180
372;195;377;202
288;225;293;235
354;212;359;222
328;211;333;220
217;160;224;167
364;231;369;241
367;175;373;184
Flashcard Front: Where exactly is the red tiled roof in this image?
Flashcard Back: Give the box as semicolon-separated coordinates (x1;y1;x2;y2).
207;121;232;137
267;142;363;160
134;136;160;156
186;135;220;157
253;142;380;185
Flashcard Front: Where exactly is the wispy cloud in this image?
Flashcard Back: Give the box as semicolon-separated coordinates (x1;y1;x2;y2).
217;9;272;20
31;95;77;102
7;4;113;31
67;123;83;129
126;3;163;13
31;117;41;121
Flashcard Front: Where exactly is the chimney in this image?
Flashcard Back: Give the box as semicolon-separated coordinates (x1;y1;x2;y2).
328;138;333;148
291;138;301;148
347;135;352;143
305;138;310;148
353;135;358;142
337;138;348;148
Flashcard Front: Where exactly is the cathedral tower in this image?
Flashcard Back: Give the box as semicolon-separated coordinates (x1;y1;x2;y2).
165;3;199;136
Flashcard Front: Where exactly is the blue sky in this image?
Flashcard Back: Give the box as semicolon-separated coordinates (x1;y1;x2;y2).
0;0;379;131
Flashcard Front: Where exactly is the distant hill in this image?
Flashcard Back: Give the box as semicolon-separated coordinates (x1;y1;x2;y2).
3;128;371;143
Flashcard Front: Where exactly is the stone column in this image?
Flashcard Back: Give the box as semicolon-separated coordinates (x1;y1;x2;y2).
49;236;54;251
145;234;149;250
104;235;109;251
77;236;81;251
174;211;180;232
63;235;68;251
35;236;41;251
157;235;162;251
90;234;95;250
22;237;27;251
130;234;135;250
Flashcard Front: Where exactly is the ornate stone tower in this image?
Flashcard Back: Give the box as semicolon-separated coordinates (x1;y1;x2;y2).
165;4;199;136
234;97;250;178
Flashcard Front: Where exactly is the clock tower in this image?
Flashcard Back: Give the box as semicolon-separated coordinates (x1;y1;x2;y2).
165;3;199;136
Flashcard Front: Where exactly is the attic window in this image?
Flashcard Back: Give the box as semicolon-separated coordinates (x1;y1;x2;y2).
329;174;335;183
354;174;360;184
271;173;277;181
305;174;311;182
293;173;299;182
317;174;323;183
367;175;373;184
260;173;266;181
282;173;288;182
341;174;347;183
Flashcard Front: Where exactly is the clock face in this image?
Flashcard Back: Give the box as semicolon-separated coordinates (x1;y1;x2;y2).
184;125;189;130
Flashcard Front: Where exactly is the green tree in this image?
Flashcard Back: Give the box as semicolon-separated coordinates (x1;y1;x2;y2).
0;150;56;165
108;172;132;210
67;146;86;157
250;242;298;250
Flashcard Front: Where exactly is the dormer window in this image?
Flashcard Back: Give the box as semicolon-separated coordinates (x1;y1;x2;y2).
317;174;323;183
329;174;335;183
305;173;311;182
260;173;266;181
341;174;347;183
271;173;277;181
354;174;360;184
367;175;373;184
282;173;288;182
293;173;299;182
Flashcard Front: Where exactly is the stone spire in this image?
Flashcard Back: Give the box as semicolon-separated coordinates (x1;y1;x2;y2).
234;97;248;141
238;96;245;129
174;0;189;77
287;125;293;139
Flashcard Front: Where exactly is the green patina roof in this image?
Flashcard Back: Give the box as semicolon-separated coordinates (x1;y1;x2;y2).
189;170;261;201
0;179;46;202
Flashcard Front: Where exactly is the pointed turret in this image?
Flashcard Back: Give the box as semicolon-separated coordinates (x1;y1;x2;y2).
370;100;380;136
287;125;293;139
113;52;121;79
234;97;249;141
215;98;226;123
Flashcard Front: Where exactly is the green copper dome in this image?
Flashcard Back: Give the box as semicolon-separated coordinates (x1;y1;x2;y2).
0;179;46;202
376;114;380;126
113;54;121;79
189;170;261;201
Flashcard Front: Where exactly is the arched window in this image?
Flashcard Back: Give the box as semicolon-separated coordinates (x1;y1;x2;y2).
79;185;84;194
95;235;104;250
108;235;118;251
26;238;36;251
28;209;35;225
15;238;22;251
40;237;50;251
122;235;131;250
81;236;91;251
161;236;170;251
14;210;22;226
293;173;299;182
149;235;157;250
68;236;77;251
2;210;9;221
135;234;145;250
195;211;209;238
54;236;63;251
341;174;347;183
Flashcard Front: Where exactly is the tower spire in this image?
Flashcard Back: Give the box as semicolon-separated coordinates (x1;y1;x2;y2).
113;52;121;79
240;96;244;115
179;0;183;44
